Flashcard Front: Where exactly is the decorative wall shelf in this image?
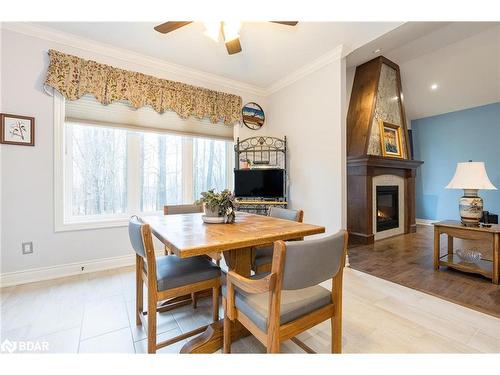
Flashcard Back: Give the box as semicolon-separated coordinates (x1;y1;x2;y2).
234;136;287;215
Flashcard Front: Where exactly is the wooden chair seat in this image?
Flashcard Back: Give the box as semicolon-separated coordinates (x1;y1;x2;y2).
222;283;331;332
149;255;220;292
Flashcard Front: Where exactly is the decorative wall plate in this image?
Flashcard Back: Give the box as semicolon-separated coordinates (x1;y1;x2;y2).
242;102;265;130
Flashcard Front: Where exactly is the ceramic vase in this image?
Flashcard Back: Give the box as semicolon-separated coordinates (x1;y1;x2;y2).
459;189;483;227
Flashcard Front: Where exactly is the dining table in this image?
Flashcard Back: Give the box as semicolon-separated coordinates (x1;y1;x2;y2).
142;211;325;353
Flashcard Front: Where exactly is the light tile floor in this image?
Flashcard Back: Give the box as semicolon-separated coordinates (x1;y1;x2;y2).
1;266;499;353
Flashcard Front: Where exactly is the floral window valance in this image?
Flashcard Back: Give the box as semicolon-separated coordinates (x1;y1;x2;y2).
44;49;242;125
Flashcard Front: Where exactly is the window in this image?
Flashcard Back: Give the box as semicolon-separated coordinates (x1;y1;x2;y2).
67;123;128;217
140;133;183;212
57;94;233;230
193;137;231;200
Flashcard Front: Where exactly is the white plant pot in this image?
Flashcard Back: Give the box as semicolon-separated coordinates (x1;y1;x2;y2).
204;204;222;217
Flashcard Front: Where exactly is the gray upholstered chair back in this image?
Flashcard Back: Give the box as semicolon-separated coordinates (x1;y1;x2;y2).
269;207;301;222
281;230;346;290
164;204;203;215
129;216;146;258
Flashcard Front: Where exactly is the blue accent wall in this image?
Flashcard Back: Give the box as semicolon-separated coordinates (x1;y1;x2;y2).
412;102;500;221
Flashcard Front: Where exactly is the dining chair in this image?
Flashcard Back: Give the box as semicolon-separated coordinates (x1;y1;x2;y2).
252;207;304;274
223;230;348;354
164;204;221;309
129;216;221;353
163;204;203;255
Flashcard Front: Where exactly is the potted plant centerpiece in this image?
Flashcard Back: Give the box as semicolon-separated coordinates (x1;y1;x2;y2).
197;189;236;224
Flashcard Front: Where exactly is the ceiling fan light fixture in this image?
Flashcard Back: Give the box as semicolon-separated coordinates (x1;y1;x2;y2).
222;21;242;42
203;21;221;42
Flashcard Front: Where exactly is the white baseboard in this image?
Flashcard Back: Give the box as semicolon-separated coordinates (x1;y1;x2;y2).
0;254;136;287
416;218;437;226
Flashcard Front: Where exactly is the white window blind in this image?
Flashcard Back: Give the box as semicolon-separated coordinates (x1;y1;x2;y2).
65;95;234;140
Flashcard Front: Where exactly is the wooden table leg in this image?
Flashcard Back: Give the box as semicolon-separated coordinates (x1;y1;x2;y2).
222;247;253;277
434;226;440;270
180;247;252;353
447;235;454;255
493;233;499;284
180;319;250;353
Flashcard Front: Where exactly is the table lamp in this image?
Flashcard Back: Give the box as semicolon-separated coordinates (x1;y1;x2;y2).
446;161;497;226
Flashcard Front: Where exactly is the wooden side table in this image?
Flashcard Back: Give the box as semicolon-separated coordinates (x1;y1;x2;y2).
433;220;500;284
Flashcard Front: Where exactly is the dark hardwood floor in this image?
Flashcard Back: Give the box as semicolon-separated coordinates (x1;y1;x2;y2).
348;225;500;318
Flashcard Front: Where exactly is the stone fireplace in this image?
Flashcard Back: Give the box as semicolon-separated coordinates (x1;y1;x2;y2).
346;56;423;244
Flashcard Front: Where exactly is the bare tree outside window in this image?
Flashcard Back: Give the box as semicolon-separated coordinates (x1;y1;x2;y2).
193;138;228;200
70;123;127;216
141;133;183;212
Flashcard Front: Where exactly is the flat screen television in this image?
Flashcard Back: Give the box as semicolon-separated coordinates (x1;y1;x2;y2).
234;169;284;198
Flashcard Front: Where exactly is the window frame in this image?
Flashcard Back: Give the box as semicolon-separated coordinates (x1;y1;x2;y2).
54;93;234;232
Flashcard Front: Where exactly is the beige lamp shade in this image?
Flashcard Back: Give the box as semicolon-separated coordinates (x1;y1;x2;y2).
446;161;497;190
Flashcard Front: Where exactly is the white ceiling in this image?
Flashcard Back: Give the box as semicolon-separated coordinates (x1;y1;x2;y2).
347;22;500;120
34;21;401;88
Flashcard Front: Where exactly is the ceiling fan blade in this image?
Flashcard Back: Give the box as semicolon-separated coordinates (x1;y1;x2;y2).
225;37;242;55
270;21;298;26
154;21;192;34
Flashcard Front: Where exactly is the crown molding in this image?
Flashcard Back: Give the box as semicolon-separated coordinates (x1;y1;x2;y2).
2;22;344;98
264;44;344;95
2;22;267;97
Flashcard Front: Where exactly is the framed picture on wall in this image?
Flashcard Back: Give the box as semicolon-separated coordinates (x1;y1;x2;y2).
379;120;403;158
0;113;35;146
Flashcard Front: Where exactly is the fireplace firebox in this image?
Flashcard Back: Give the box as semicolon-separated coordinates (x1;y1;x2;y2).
376;185;399;232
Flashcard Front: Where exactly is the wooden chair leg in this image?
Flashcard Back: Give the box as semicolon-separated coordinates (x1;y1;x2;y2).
212;286;220;322
332;315;342;353
135;257;143;326
191;292;198;308
223;310;232;353
332;271;343;354
266;335;280;354
147;293;157;354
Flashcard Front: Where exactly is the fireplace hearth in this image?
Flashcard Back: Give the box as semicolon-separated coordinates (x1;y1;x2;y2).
376;186;399;232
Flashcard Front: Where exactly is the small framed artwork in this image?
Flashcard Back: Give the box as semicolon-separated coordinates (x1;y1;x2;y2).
379;120;403;158
242;102;265;130
0;113;35;146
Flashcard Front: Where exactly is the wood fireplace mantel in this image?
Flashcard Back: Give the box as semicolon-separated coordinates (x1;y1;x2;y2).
347;155;424;170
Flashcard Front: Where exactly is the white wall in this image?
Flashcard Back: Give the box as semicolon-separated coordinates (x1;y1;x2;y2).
265;55;346;234
0;28;266;275
0;26;346;281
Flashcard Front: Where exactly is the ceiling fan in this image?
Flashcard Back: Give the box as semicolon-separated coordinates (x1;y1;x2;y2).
153;21;298;55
